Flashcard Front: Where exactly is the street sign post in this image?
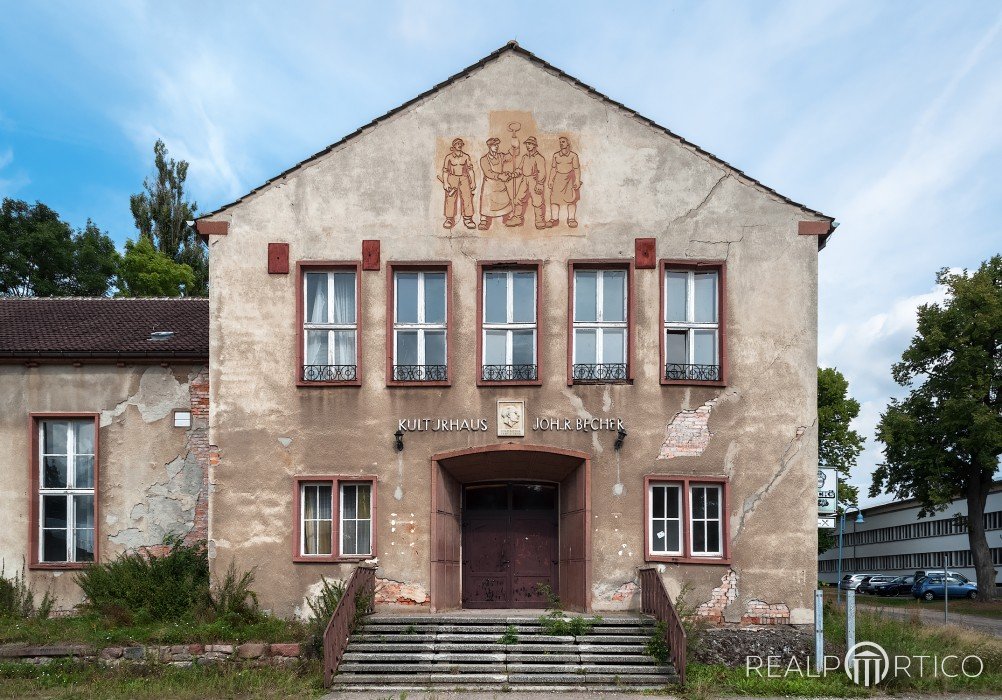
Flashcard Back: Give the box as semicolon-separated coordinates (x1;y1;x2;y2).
818;468;837;515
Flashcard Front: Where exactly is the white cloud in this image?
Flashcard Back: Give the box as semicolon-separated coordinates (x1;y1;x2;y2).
0;147;30;196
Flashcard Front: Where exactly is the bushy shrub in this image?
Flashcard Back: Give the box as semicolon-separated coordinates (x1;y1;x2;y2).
305;577;346;656
207;562;261;625
75;536;210;624
0;562;53;619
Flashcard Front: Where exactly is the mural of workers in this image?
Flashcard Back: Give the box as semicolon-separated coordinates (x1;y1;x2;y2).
439;138;477;230
510;136;548;229
478;137;515;230
547;136;582;228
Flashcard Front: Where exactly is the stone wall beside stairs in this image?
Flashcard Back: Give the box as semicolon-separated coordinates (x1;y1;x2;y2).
0;642;303;667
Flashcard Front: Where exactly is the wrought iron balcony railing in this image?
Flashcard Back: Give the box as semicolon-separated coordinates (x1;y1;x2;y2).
572;362;628;381
392;364;448;382
303;364;358;382
664;363;720;382
481;364;538;382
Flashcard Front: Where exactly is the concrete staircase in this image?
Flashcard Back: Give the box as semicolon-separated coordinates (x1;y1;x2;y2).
332;612;678;691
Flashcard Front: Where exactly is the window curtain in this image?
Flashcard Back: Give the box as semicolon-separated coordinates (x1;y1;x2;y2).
332;273;355;324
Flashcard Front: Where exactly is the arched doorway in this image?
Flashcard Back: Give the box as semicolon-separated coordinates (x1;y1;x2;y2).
430;445;591;612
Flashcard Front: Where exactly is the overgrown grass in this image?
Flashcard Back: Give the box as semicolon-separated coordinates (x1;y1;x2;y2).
0;612;306;646
0;562;53;620
681;605;1002;698
853;594;1002;619
0;658;322;699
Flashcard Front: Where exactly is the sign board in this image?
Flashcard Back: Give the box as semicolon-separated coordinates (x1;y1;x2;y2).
818;516;836;529
817;468;838;515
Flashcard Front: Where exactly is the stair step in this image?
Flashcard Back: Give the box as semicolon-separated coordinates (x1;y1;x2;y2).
507;673;677;685
580;653;658;664
577;634;651;643
577;644;648;653
339;663;505;674
346;642;437;652
506;653;579;663
342;652;435;662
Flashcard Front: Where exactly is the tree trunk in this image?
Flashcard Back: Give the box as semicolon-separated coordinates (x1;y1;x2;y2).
966;476;997;601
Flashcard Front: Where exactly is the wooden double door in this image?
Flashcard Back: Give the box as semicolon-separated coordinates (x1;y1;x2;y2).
461;482;558;608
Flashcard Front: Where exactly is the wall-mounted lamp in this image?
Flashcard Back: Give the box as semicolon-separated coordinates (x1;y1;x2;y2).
394;429;405;452
614;426;627;451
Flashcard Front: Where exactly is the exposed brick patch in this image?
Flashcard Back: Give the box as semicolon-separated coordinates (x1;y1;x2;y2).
658;398;717;459
741;600;791;625
696;569;738;623
184;367;210;548
374;578;429;606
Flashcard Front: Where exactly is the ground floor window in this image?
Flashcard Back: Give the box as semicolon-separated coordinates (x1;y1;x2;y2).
32;414;98;567
645;475;729;563
293;476;376;562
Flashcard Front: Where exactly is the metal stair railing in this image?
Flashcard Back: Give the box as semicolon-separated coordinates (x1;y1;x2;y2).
322;563;376;688
639;566;687;686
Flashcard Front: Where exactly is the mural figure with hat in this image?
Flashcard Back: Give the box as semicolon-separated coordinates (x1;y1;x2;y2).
510;135;548;229
439;138;477;229
547;136;582;228
478;137;515;230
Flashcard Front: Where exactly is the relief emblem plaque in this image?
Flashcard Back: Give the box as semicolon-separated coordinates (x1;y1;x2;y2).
496;400;526;437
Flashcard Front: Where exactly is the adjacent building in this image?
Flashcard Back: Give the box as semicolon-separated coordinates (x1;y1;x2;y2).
818;482;1002;586
194;43;832;623
0;298;209;606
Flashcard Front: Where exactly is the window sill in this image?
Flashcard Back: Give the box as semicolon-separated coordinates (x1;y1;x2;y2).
570;379;633;386
477;379;544;388
296;380;362;388
661;378;727;388
29;562;90;571
645;555;731;565
387;380;451;388
292;555;373;564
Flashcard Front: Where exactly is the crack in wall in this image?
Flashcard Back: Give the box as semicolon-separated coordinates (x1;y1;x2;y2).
669;173;728;228
732;420;815;541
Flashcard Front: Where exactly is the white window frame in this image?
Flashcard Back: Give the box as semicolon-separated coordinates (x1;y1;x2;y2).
393;270;447;373
38;419;95;564
481;269;537;368
299;482;334;557
689;484;723;558
339;482;372;557
648;482;683;557
663;268;719;368
572;268;628;368
303;270;358;368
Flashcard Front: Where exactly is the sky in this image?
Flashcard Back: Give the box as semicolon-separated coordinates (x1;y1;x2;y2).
1;1;999;506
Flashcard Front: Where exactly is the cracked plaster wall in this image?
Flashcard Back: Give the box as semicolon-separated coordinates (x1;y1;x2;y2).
0;364;208;609
206;51;821;621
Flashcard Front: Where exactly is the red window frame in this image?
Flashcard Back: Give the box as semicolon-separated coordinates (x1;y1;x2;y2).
643;475;731;565
291;475;378;563
659;259;727;386
295;261;363;387
566;260;635;385
476;260;544;387
28;412;100;570
385;262;453;387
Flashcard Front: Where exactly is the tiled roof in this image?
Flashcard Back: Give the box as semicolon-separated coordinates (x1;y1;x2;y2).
0;297;209;360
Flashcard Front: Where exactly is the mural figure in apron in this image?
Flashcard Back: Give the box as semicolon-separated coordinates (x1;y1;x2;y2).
547;136;582;228
478;137;515;230
439;138;477;230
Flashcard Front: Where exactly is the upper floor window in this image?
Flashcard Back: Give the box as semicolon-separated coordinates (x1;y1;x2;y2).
303;269;357;382
36;417;96;565
481;268;538;382
393;270;447;382
572;268;627;381
664;266;721;382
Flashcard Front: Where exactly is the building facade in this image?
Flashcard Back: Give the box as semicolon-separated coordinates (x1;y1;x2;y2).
818;482;1002;586
0;298;209;607
196;44;832;623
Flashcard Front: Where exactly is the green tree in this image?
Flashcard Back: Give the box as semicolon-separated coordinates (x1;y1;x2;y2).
70;220;121;296
818;367;865;553
130;139;207;295
872;257;1001;600
0;198;118;297
116;238;195;298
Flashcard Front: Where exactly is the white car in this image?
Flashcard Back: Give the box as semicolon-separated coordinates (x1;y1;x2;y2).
839;574;868;591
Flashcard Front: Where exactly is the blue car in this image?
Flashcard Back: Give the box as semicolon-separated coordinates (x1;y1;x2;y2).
911;573;978;601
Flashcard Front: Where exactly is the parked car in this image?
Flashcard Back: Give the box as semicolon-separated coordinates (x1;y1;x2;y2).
912;574;977;601
858;575;896;594
839;574;869;591
872;575;915;596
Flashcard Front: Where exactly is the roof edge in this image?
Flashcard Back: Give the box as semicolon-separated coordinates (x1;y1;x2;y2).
197;40;834;227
